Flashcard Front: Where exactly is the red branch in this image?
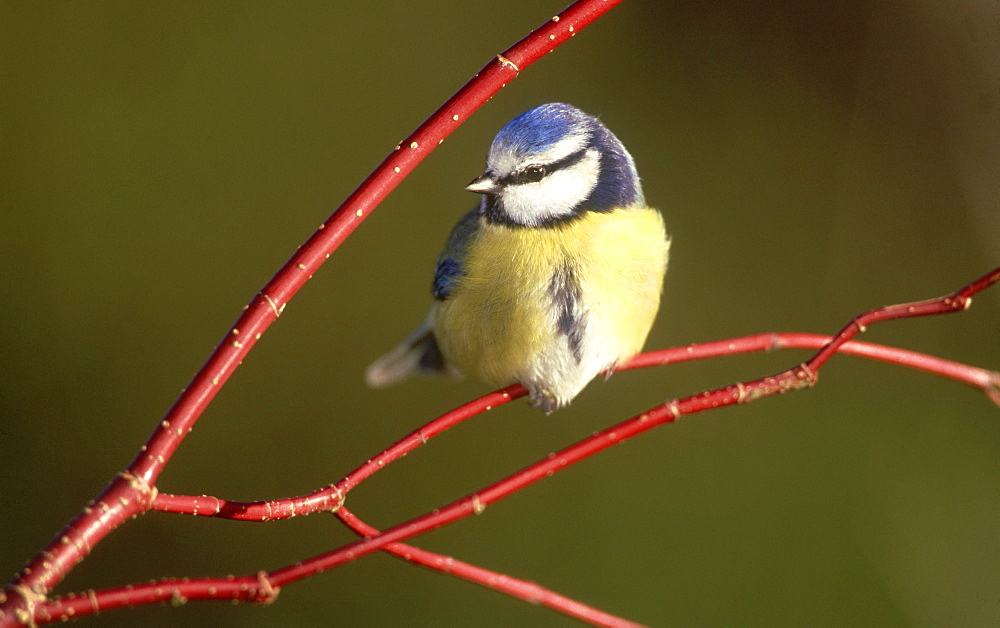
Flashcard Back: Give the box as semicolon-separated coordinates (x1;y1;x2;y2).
7;271;999;627
19;270;995;626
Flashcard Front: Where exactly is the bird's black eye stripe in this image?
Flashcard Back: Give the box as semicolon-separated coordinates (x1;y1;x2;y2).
522;165;546;183
503;148;588;186
508;164;545;185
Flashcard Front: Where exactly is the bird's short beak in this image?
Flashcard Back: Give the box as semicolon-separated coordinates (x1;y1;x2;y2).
465;174;498;194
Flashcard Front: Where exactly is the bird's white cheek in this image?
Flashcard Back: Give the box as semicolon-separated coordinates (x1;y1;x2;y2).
502;151;600;225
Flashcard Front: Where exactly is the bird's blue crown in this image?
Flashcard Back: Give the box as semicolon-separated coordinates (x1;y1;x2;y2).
491;103;591;157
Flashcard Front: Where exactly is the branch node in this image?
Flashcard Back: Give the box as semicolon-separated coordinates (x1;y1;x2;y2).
8;583;44;626
734;381;748;404
260;292;283;318
794;362;819;387
330;484;346;513
496;54;520;72
254;572;280;605
986;372;1000;408
86;588;99;615
470;493;486;515
664;399;682;419
169;587;188;608
116;470;156;506
945;294;972;311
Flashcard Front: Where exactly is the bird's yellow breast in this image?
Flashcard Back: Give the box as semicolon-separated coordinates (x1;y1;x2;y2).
434;207;669;395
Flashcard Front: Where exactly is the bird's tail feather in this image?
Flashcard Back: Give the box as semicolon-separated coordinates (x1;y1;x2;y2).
365;323;453;388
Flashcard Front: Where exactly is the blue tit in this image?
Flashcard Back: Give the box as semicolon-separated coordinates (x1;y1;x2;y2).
366;103;670;413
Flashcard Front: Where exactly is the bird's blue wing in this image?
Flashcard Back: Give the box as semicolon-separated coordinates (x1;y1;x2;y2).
432;208;480;301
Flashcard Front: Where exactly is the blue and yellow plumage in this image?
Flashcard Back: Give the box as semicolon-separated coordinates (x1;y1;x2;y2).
367;103;670;413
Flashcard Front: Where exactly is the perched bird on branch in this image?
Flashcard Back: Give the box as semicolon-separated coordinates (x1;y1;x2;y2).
367;103;670;413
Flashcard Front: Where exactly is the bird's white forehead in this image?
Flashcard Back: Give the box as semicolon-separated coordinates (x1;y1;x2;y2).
489;132;588;176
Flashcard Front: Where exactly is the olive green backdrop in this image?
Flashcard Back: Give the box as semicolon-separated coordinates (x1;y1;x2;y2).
2;1;998;626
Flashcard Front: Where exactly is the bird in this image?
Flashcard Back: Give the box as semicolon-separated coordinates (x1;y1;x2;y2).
366;103;670;413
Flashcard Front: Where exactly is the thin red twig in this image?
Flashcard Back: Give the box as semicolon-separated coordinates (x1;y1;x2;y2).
805;267;1000;372
334;507;642;628
149;334;997;522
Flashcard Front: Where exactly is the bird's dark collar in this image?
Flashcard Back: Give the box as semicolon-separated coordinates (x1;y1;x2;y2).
481;191;624;229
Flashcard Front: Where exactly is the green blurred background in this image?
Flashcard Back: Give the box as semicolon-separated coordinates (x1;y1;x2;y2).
2;1;998;626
